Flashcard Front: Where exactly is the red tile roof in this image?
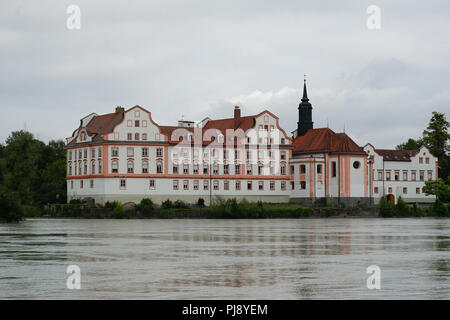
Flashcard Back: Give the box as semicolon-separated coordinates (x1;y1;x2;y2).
86;112;124;135
293;128;366;155
374;149;419;161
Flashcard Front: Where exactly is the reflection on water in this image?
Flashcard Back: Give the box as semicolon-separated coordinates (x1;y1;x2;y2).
0;218;449;299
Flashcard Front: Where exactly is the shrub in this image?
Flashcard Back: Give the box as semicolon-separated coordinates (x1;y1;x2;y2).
161;199;174;209
69;199;82;204
197;198;205;208
174;200;188;208
137;198;154;213
111;202;125;218
0;188;23;222
395;197;411;217
431;199;448;217
379;197;395;217
22;205;43;217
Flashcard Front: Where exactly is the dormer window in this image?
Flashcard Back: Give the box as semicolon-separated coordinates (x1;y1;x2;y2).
135;120;140;127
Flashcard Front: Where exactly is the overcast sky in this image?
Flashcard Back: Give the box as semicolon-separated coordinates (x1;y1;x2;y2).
1;0;449;148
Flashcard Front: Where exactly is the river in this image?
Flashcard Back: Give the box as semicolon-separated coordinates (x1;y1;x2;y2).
0;218;449;299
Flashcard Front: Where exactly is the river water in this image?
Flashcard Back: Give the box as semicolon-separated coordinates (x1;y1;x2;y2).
0;218;449;299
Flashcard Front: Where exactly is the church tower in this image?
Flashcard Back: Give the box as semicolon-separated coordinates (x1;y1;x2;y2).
297;79;313;136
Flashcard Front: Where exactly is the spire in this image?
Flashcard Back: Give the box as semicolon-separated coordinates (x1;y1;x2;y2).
302;78;309;102
297;75;314;137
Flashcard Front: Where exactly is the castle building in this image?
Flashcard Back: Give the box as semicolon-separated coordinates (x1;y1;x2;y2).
66;81;437;205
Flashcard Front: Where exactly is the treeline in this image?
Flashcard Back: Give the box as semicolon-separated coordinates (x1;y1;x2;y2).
0;131;66;221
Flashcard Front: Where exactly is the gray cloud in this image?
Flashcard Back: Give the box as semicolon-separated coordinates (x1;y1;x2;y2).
0;0;449;148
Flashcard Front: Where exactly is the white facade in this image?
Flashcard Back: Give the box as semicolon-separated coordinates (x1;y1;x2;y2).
364;144;437;203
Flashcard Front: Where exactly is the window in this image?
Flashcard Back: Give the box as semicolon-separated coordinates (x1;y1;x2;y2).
374;187;379;194
235;150;240;160
281;181;286;190
120;179;126;189
91;161;95;174
235;164;241;175
353;161;360;169
291;182;295;190
149;179;155;190
317;164;322;174
91;148;96;158
412;171;416;181
70;181;73;189
127;133;132;140
224;180;229;190
203;164;209;174
300;165;306;174
173;180;179;190
173;164;178;174
224;164;229;174
388;187;392;193
258;164;263;175
247;164;252;175
416;187;420;194
156;161;163;173
142;133;148;140
403;187;408;194
157;148;163;157
213;163;219;174
127;120;133;127
378;171;383;180
193;164;199;174
394;171;399;181
193;180;199;190
419;157;423;164
247;181;252;190
90;180;94;188
183;164;189;174
203;180;209;190
135;120;140;127
127;148;134;157
142;148;148;157
280;164;286;175
386;171;391;181
425;157;429;164
300;181;306;189
259;181;264;190
98;147;102;158
427;171;432;180
127;160;134;173
332;162;337;177
419;171;424;181
83;162;87;175
281;152;286;160
247;150;251;159
112;147;119;157
213;180;219;190
270;181;275;191
183;180;189;190
84;149;87;158
134;110;140;118
142;161;148;173
80;180;84;189
403;171;408;181
98;160;102;174
135;133;140;141
235;180;241;190
281;138;285;144
69;163;72;175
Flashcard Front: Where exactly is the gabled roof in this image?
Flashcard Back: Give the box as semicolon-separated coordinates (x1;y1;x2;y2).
293;128;366;155
374;149;419;161
86;111;124;135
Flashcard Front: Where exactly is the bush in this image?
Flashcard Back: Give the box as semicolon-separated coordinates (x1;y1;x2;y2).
161;199;174;209
0;188;23;222
431;199;448;217
197;198;205;208
174;200;188;208
69;199;82;204
137;198;154;213
111;202;126;218
22;205;43;217
379;197;395;217
395;197;411;217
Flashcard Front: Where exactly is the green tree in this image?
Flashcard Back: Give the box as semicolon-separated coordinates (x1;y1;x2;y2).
422;178;450;202
396;138;423;150
422;112;450;180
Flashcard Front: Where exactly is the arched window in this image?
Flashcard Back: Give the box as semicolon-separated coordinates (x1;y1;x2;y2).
112;160;119;173
98;159;103;174
69;162;72;176
83;161;87;175
280;163;286;175
91;161;95;174
127;160;134;173
142;160;149;173
156;161;163;174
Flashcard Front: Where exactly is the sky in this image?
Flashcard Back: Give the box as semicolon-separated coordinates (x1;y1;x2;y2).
1;0;449;148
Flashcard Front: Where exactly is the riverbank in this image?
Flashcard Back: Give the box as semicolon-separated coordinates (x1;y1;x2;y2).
16;197;449;219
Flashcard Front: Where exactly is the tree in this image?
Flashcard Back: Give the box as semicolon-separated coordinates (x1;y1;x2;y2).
422;112;450;180
422;178;450;202
396;138;423;150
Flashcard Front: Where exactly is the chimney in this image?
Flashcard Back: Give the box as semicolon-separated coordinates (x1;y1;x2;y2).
234;106;241;129
115;106;124;113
